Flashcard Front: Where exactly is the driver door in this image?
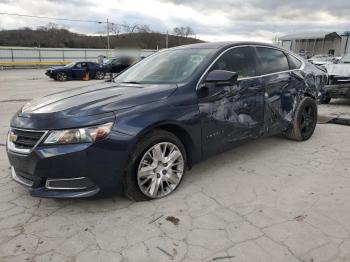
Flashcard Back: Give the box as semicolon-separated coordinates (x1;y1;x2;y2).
71;62;88;79
197;46;265;157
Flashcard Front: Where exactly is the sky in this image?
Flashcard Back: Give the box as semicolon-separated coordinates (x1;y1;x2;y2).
1;0;350;42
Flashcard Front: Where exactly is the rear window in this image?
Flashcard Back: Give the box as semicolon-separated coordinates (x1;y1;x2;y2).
287;54;302;69
256;47;289;74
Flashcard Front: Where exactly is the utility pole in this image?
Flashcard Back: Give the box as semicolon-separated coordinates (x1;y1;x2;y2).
106;18;110;51
166;31;169;48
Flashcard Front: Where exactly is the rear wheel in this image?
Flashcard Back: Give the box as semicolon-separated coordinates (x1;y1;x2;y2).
95;71;105;80
124;130;187;201
286;97;318;141
56;72;68;81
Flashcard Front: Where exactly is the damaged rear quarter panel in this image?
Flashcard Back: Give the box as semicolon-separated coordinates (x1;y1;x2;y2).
198;51;326;158
262;61;325;135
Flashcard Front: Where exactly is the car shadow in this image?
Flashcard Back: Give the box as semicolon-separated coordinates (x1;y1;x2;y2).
44;135;297;207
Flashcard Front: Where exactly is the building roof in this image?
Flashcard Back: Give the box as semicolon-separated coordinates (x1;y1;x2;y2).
279;32;341;41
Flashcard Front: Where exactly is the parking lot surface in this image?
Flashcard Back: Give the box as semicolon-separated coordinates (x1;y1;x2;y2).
1;69;350;262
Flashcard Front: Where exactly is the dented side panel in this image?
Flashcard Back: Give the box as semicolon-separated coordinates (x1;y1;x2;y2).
199;78;265;157
198;63;326;158
263;63;326;134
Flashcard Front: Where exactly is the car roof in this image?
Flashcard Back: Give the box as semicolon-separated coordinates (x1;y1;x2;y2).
171;41;279;50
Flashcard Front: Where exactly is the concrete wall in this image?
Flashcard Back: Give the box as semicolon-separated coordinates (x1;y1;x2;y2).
0;47;157;67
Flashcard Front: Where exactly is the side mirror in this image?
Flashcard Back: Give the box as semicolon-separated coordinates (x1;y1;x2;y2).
204;70;238;86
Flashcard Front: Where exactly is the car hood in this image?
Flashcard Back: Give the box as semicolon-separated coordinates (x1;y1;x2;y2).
18;82;177;120
325;63;350;76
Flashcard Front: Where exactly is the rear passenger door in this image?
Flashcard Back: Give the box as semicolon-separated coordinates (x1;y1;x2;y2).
255;47;295;134
198;46;265;157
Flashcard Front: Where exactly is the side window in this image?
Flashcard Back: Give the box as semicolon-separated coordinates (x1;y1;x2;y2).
210;47;257;78
256;47;289;74
75;63;82;68
286;54;302;70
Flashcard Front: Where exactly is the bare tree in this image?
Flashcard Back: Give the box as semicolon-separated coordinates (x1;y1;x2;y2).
109;23;122;37
135;24;151;33
37;23;60;31
173;26;194;38
124;23;140;34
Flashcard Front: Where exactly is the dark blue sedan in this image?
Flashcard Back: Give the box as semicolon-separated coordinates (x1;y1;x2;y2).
8;42;326;200
45;61;105;81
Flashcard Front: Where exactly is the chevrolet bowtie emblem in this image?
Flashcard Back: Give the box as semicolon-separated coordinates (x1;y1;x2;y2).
9;132;18;142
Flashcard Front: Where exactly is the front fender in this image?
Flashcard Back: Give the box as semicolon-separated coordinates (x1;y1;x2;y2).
113;99;202;164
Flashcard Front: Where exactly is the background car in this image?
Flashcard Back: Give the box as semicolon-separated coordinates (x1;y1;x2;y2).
102;56;139;74
308;54;334;66
45;62;105;81
324;53;350;84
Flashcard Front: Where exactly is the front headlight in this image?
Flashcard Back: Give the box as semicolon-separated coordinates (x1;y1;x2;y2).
44;122;113;145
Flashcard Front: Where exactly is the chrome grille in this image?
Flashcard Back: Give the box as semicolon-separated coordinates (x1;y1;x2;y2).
12;129;45;149
8;128;47;154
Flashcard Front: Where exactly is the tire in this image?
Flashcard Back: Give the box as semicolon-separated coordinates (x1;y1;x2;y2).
124;129;187;201
56;72;68;81
320;94;331;104
95;71;105;80
286;97;318;141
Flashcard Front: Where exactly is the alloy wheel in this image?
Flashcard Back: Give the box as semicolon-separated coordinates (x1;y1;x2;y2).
300;105;315;135
96;71;104;80
137;142;184;198
57;72;67;81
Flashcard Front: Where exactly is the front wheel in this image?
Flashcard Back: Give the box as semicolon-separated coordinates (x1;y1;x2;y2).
56;72;68;81
124;130;187;201
95;71;105;80
286;97;318;141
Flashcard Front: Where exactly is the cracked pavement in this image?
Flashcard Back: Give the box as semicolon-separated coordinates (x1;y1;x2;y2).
0;69;350;262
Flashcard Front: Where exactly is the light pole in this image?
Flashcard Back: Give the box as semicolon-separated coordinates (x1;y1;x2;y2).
106;18;110;51
166;31;169;48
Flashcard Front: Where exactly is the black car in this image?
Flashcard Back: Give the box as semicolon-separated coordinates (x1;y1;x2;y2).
7;42;326;200
102;56;138;74
45;62;105;81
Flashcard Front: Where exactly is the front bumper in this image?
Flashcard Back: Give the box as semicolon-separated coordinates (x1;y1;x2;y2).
11;166;100;198
45;71;55;79
7;130;134;198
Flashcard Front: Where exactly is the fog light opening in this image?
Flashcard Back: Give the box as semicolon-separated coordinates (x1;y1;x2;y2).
45;177;95;190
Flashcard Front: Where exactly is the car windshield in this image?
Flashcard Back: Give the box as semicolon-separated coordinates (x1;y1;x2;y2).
340;53;350;63
115;48;215;84
63;62;76;68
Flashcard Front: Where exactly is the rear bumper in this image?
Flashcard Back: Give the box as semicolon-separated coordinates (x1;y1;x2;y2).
7;130;135;198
